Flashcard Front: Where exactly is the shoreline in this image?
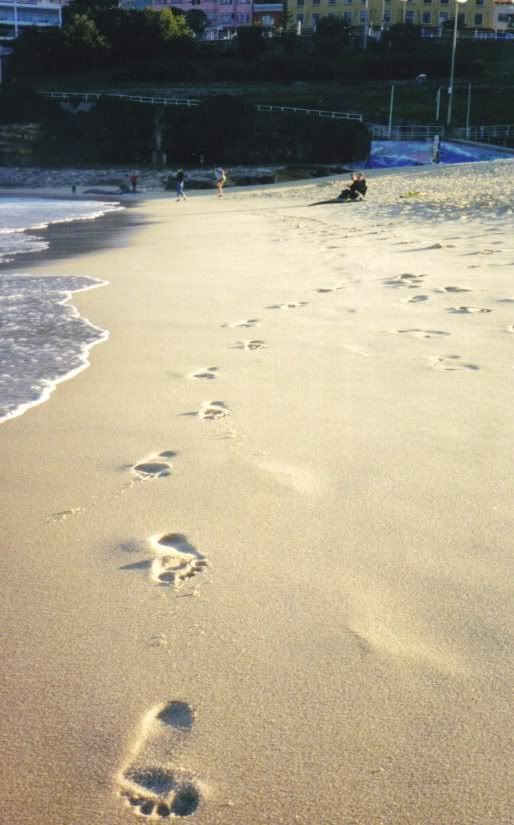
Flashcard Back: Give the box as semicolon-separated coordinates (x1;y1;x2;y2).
1;162;513;824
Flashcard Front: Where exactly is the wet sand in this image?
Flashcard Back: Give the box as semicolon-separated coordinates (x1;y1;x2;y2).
1;161;513;825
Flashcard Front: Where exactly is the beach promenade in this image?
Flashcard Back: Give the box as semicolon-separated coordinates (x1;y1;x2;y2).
1;161;513;824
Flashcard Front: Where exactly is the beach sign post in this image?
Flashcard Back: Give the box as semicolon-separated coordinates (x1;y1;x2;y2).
446;0;469;126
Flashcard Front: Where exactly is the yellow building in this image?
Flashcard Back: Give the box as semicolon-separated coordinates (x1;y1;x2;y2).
289;0;497;34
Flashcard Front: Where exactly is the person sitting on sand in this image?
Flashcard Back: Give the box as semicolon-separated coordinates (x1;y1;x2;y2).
308;172;367;206
338;172;367;202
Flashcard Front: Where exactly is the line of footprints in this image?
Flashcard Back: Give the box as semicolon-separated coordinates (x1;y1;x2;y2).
117;285;343;819
381;271;510;370
118;268;503;817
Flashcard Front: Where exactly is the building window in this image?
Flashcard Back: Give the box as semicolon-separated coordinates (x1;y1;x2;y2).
312;12;320;23
359;10;367;21
297;0;304;6
405;9;414;22
343;11;352;22
440;0;448;4
423;0;431;4
384;9;391;20
439;12;448;23
474;12;483;23
296;13;303;22
422;11;431;22
313;0;320;6
475;0;484;5
328;0;336;5
344;0;353;5
458;12;465;24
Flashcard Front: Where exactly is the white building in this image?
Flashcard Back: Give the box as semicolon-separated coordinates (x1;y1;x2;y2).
0;0;63;40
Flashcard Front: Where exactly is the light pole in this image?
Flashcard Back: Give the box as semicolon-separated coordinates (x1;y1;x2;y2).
362;0;369;50
446;0;468;126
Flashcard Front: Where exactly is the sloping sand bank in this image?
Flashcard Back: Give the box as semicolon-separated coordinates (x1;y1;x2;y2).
1;160;513;825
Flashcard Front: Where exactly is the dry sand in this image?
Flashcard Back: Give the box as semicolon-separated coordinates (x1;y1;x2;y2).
1;160;513;824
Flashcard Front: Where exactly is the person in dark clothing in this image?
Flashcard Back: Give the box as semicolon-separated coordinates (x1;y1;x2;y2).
338;172;367;201
175;167;186;201
309;172;367;206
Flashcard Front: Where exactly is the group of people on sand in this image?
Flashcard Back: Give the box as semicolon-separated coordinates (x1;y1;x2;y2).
174;166;227;201
159;166;366;204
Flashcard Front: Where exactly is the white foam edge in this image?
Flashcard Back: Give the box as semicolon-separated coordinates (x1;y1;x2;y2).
0;200;124;234
0;275;110;425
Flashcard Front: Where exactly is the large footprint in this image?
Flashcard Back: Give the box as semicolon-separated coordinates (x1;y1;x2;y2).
131;452;177;480
447;306;492;314
150;532;208;588
117;701;201;818
235;339;267;351
198;401;230;420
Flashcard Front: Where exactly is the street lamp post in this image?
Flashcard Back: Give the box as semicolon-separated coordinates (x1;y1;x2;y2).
446;0;468;126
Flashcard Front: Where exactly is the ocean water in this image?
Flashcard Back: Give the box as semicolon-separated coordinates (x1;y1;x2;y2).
0;197;122;423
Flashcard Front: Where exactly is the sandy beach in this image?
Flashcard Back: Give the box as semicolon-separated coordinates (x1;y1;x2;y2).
1;160;513;824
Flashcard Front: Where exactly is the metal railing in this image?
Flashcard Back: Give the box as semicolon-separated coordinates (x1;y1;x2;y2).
256;104;363;122
41;91;364;122
42;91;201;107
370;124;444;140
452;124;514;141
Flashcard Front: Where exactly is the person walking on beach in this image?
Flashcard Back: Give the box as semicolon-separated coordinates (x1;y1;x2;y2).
175;167;186;201
130;173;138;193
214;166;227;198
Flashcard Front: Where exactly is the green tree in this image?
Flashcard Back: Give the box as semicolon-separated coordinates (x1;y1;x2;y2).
185;8;208;36
312;16;351;56
236;25;266;61
64;13;110;69
381;22;422;50
63;0;118;26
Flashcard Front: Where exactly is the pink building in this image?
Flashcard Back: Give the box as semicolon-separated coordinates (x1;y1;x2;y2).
151;0;252;38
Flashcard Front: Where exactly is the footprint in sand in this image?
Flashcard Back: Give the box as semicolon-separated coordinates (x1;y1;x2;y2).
120;533;207;590
313;286;343;294
401;295;429;304
447;306;492;315
198;400;230;420
132;451;177;480
222;318;260;329
430;356;479;372
189;367;219;381
235;339;267;351
396;328;450;339
434;286;472;294
117;700;201;818
266;302;308;310
383;273;425;289
149;532;208;588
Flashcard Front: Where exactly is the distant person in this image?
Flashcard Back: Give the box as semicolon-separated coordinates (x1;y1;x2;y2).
309;172;367;206
214;166;227;198
175;167;186;201
130;174;138;193
338;172;367;201
71;183;77;195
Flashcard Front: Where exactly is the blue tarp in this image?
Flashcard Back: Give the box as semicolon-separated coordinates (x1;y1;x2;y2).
368;140;512;168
